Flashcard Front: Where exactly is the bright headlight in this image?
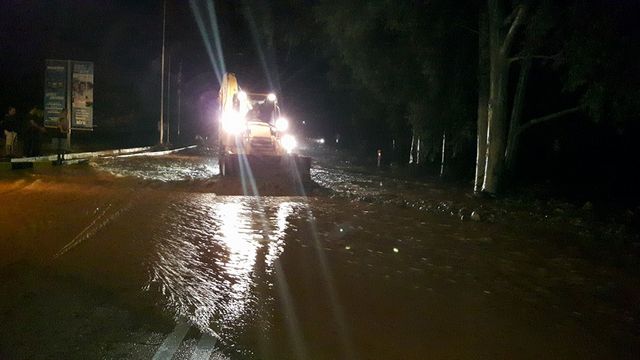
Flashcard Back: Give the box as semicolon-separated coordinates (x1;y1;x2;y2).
267;93;277;102
221;110;245;134
281;134;297;153
237;90;247;101
275;117;289;132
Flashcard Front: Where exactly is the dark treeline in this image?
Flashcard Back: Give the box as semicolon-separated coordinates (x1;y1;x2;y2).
263;0;640;202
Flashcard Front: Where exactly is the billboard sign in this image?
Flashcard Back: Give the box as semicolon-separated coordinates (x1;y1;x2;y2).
71;61;94;129
43;60;68;127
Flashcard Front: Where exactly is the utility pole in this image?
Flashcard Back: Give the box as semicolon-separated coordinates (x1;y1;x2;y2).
66;60;72;149
159;0;167;145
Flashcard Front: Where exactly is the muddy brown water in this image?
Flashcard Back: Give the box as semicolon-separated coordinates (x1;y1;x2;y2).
0;151;638;359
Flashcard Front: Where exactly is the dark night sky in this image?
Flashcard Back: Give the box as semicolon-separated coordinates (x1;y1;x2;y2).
1;1;165;106
0;0;327;139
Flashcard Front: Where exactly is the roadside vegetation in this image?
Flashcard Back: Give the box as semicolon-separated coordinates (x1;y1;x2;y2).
251;0;640;203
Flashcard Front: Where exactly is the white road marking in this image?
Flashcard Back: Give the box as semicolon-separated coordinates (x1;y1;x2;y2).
152;321;191;360
54;203;113;258
190;333;218;360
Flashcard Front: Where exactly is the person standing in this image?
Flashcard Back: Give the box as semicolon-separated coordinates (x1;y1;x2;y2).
3;107;18;157
24;107;46;157
52;108;69;164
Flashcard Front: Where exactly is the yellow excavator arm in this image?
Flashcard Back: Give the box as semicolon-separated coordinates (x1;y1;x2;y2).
219;73;239;114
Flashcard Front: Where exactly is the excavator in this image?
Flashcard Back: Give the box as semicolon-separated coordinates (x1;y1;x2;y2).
217;73;311;182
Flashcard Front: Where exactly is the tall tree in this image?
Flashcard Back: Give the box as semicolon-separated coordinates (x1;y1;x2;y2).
477;0;528;194
474;9;489;192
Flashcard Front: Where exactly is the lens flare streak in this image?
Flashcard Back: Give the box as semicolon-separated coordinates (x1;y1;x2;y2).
189;0;225;84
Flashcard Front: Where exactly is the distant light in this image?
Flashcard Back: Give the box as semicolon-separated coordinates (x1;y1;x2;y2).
267;93;277;102
281;134;297;153
302;120;306;125
345;245;351;250
393;247;399;253
339;228;343;232
275;117;289;132
315;138;325;144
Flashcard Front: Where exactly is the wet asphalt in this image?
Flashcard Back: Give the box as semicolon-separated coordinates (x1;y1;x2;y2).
0;147;638;359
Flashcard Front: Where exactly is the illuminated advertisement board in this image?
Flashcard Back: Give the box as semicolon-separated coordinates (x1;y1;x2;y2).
71;61;94;129
44;59;94;130
43;59;68;127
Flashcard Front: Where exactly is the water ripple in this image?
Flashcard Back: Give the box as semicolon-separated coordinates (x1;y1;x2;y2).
144;195;303;335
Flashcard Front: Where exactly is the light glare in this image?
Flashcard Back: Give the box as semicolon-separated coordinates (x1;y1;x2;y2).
281;134;297;153
275;117;289;132
222;110;245;134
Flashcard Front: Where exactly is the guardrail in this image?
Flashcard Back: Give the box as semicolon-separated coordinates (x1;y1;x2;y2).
1;145;196;171
10;146;154;163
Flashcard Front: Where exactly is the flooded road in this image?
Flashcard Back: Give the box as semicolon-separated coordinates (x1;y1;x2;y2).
0;148;638;359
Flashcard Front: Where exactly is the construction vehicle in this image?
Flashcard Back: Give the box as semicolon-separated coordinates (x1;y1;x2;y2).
217;73;311;182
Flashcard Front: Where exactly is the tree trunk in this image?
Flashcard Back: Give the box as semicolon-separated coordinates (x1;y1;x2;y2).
409;132;416;164
440;131;446;177
416;137;422;165
505;55;531;174
482;0;509;194
482;1;526;194
474;9;489;193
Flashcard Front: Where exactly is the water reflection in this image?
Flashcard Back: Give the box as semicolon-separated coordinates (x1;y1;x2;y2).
211;201;257;324
145;195;298;335
266;201;294;273
92;155;218;181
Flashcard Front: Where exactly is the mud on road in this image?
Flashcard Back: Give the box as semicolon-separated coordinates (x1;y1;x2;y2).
0;148;638;359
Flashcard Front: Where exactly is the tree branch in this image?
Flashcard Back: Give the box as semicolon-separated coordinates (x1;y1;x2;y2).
503;6;519;28
509;54;560;63
501;4;528;56
517;106;583;135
